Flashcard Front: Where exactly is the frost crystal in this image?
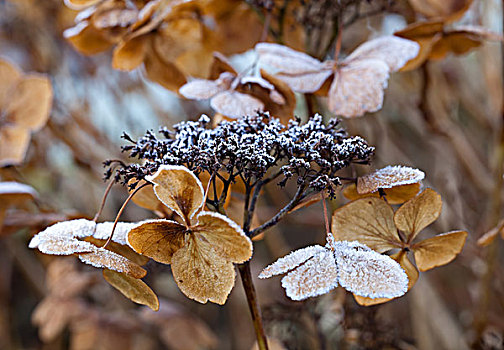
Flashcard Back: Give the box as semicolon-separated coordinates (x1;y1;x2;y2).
108;113;375;198
357;165;424;194
259;237;408;301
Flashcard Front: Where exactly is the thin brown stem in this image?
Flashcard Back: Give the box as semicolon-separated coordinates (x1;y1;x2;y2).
103;182;150;248
93;178;115;222
238;262;269;350
321;192;329;234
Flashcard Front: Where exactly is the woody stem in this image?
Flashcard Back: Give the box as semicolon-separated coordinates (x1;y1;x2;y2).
238;262;269;350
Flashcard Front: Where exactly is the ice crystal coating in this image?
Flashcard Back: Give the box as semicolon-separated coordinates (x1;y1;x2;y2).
0;181;38;197
357;165;425;194
109;113;375;198
29;219;146;278
259;237;408;301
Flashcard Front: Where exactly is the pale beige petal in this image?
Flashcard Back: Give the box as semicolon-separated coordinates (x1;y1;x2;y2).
274;70;333;94
194;212;252;263
210;91;264;118
146;165;205;223
394;188;442;242
127;219;186;264
103;269;159;311
179;79;226;100
331;197;400;253
171;236;236;304
281;249;339;300
345;36;420;72
255;43;327;74
259;245;326;279
412;230;467;271
328;59;390;118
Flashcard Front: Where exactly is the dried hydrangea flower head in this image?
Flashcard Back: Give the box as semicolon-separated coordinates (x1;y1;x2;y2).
127;165;253;304
332;188;467;305
255;37;419;117
110;113;374;201
259;233;408;301
344;165;425;204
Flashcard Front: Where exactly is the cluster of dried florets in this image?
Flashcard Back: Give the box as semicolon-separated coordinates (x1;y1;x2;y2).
108;113;375;198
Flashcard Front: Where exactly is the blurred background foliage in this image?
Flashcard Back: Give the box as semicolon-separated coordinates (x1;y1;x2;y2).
1;0;504;349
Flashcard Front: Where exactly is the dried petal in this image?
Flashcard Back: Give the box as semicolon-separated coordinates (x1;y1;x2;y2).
356;166;425;194
144;47;187;92
0;181;38;205
0;59;21;109
210;90;264;118
408;0;473;23
0;124;30;167
345;36;420;72
64;21;114;55
92;221;138;246
78;246;147;278
103;269;159;311
343;183;421;205
128;179;164;212
412;230;467;271
328;59;389;118
127;219;186;264
334;241;408;299
179;79;227;100
394;188;442;241
281;249;339;301
331;197;400;253
112;37;148;71
353;250;418;306
194;212;252;263
171;235;235;304
259;245;326;278
146;165;204;223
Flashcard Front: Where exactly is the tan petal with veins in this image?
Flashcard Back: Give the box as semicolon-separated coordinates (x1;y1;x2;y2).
412;230;467;271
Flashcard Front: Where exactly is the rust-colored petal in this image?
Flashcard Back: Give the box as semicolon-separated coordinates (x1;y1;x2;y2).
331;197;400;253
412;230;467;271
146;165;204;223
127;219;186;265
394;188;442;242
193;211;252;263
171;236;236;304
103;269;159;311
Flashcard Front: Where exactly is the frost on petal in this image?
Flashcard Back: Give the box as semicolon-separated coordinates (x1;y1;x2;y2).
357;165;425;194
334;241;408;299
259;245;326;279
343;182;421;205
93;222;138;246
194;212;252;264
274;70;333;94
146;165;205;224
210;91;264;119
37;237;96;255
0;181;38;198
170;236;235;305
328;59;389;118
281;249;338;301
346;36;420;72
78;246;147;279
29;219;97;252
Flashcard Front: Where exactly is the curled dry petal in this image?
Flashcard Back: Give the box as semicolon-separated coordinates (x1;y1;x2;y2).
146;165;205;224
281;249;339;301
259;245;326;279
334;241;408;299
356;165;425;194
343;182;421;205
103;269;159;311
171;235;235;304
193;212;252;263
412;230;467;271
394;188;442;242
127;219;186;264
331;198;400;253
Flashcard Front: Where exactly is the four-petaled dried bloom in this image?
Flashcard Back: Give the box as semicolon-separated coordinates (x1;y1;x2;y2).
127;165;253;304
259;233;408;301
